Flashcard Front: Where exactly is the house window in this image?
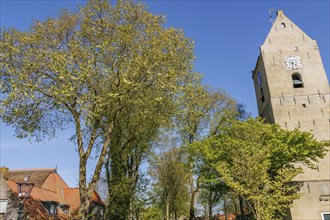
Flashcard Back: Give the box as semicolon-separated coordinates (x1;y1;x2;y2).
0;200;8;214
292;73;303;88
321;212;330;220
59;204;70;214
100;206;104;216
89;204;105;220
95;205;105;217
42;201;59;215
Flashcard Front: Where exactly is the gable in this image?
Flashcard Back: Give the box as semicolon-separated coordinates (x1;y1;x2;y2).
262;10;314;49
41;173;69;193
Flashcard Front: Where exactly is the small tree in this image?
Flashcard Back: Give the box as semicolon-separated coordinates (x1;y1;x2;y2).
149;147;190;220
176;85;238;220
197;118;328;220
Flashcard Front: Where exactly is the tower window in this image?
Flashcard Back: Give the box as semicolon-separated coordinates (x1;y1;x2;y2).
281;22;286;28
260;87;265;102
292;73;303;88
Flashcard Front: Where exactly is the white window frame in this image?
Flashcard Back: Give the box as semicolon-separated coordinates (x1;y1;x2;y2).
59;204;70;214
42;201;58;215
321;212;330;220
0;200;8;214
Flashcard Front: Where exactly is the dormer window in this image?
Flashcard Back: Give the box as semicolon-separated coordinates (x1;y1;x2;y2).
42;201;59;215
89;202;105;219
59;204;70;214
292;73;303;88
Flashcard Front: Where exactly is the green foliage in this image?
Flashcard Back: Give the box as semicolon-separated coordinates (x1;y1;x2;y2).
1;0;199;216
176;86;237;144
140;206;163;220
0;0;195;141
149;147;190;219
195;118;328;220
175;86;238;219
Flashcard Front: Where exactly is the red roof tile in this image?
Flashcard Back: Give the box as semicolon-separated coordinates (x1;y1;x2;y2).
63;188;105;213
63;188;80;212
41;173;69;204
7;168;55;187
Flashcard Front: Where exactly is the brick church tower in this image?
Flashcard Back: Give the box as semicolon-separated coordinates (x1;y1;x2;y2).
252;10;330;220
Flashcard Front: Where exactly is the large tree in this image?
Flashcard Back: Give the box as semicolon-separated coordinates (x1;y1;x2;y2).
196;118;328;220
0;0;197;217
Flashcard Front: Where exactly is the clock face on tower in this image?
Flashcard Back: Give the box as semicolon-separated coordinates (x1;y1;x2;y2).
285;56;302;70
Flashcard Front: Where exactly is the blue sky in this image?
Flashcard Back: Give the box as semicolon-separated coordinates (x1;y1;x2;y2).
1;0;329;187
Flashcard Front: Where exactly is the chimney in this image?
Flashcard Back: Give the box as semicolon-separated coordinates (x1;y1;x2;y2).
0;166;9;179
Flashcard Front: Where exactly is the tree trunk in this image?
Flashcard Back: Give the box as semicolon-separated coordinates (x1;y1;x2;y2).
77;195;91;220
189;189;196;220
188;134;198;220
224;196;227;220
189;169;199;220
239;196;244;220
107;149;130;219
166;196;170;220
208;190;213;220
77;132;112;219
233;197;239;218
77;157;89;219
77;153;108;219
75;117;113;219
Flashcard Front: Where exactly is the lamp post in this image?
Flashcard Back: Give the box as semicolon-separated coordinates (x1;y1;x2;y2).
16;176;34;220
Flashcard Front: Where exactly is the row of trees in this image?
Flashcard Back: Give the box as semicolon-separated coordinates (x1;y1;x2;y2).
141;118;327;220
1;0;328;219
118;116;327;220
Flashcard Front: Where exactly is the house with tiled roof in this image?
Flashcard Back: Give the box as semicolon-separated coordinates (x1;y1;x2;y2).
0;167;105;220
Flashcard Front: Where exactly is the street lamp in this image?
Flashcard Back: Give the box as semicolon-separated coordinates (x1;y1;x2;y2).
16;176;34;220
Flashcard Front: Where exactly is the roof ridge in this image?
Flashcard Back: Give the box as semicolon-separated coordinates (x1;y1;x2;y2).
33;186;57;194
63;187;79;190
10;168;56;172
